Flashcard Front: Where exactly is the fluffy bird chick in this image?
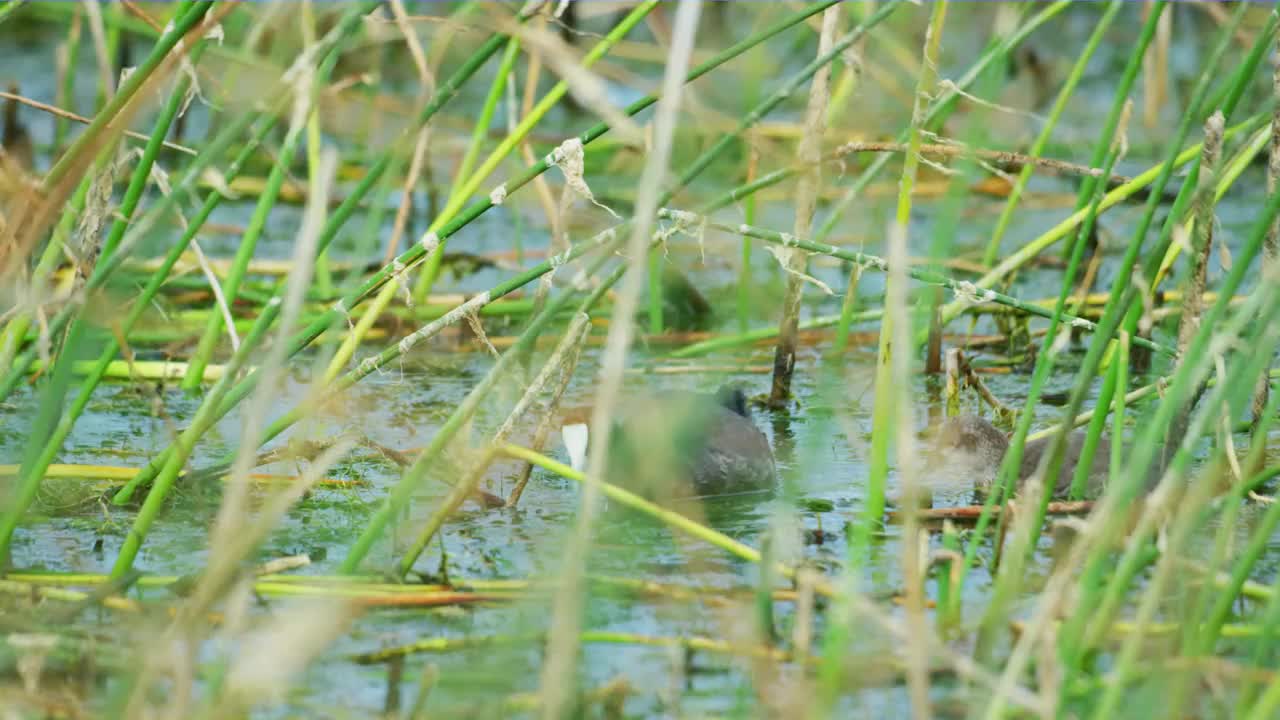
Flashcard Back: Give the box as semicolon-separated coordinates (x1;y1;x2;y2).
929;415;1111;499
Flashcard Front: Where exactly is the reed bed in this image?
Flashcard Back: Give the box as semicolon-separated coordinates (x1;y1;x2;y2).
2;2;1280;718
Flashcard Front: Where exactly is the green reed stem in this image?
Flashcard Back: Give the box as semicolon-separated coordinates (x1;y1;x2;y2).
1093;286;1280;720
455;37;521;202
344;248;622;575
1001;4;1257;693
0;115;278;565
1069;146;1280;679
1070;4;1275;499
323;34;525;374
111;0;853;503
815;6;944;711
52;8;83;154
656;210;1174;357
0;39;229;561
982;0;1121;267
44;1;210;192
0;101;275;403
109;297;282;578
412;0;660;302
179;35;350;390
180;228;626;489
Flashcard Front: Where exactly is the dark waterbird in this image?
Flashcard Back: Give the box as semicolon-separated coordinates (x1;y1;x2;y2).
562;385;776;498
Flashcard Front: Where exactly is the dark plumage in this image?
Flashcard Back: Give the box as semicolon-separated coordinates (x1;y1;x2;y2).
564;385;776;498
929;415;1111;498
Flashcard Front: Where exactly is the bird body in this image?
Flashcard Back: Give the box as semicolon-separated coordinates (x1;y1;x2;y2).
563;386;776;498
930;415;1111;498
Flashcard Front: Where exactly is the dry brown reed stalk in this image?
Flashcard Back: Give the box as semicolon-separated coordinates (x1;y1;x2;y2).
741;7;839;696
1066;228;1104;319
1147;0;1171;131
82;0;114;102
382;126;431;267
526;46;586;359
831;140;1145;189
888;501;1095;523
52;10;82;152
205;147;341;586
388;0;431;86
515;16;567;272
0;90;197;154
944;347;962;416
0;6;225;290
119;0;164;33
506;316;589;506
380;0;434;267
1167;111;1224;471
962;356;1016;420
1253;59;1280;435
1176;112;1224;352
886;217;932;719
767;5;836;409
401;312;590;561
536;3;701;717
505;11;644;146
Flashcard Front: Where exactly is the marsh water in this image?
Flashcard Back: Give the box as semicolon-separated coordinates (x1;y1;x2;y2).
5;3;1280;717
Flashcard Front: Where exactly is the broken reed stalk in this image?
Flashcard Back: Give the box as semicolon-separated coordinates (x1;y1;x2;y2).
670;116;1270;362
983;4;1256;698
411;0;659;304
506;320;589;507
535;5;699;712
655;210;1176;358
179;7;359;390
395;312;591;576
110;0;887;508
0;106;283;566
768;5;836;408
1253;57;1280;457
1167;111;1225;472
980;0;1123;268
